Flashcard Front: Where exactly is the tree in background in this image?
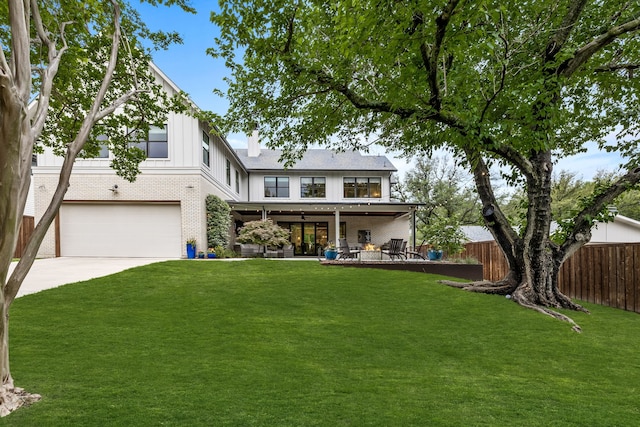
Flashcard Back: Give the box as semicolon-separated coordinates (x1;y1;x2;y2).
206;194;232;248
502;170;640;228
0;0;194;414
211;1;640;330
396;154;481;239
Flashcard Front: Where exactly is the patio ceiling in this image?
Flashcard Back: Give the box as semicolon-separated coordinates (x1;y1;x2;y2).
228;201;422;218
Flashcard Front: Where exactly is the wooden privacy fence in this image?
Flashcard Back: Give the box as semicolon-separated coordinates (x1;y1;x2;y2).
463;241;640;314
13;216;34;258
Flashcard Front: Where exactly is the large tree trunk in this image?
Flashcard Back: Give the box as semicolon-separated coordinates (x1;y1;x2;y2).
450;149;587;330
0;85;42;417
0;301;40;416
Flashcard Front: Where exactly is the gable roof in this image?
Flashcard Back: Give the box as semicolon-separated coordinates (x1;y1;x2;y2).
235;149;397;172
460;225;494;242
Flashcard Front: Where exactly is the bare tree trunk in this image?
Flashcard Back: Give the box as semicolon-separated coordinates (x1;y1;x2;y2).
0;0;130;415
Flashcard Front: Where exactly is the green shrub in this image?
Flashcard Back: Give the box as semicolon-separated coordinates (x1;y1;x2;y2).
237;219;290;248
206;194;231;249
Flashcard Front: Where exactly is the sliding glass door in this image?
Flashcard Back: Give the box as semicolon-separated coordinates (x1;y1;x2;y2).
282;222;328;255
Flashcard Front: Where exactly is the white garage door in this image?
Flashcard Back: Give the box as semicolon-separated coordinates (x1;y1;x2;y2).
59;203;182;257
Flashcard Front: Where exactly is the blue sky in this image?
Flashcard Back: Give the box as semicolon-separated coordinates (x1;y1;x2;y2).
136;1;626;182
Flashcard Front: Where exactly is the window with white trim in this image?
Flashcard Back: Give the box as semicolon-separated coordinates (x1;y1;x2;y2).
202;132;210;166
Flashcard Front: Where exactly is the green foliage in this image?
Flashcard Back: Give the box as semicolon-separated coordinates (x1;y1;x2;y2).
16;0;195;182
8;260;640;425
396;155;482;231
211;2;640;165
206;194;231;248
420;216;467;256
237;219;291;248
211;0;640;256
551;175;621;243
211;245;237;259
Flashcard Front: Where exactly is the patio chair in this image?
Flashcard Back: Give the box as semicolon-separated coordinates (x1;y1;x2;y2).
381;238;406;260
405;240;426;260
337;238;360;260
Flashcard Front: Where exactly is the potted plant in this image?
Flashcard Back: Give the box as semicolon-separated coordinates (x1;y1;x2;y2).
186;238;197;259
324;242;338;260
207;248;217;258
197;251;205;259
427;245;444;261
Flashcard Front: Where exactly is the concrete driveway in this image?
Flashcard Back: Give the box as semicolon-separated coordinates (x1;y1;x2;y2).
9;257;175;298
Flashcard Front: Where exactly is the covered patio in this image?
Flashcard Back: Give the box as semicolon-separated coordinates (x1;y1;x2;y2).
228;201;422;256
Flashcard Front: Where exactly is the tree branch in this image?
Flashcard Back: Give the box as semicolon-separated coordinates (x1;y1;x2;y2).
423;0;461;111
8;0;30;100
559;15;640;77
30;0;54;56
31;2;71;139
545;0;588;62
6;0;125;304
558;166;640;261
594;62;640;77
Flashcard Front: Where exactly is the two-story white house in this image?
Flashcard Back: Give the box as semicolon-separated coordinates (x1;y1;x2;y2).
231;130;417;256
33;64;419;258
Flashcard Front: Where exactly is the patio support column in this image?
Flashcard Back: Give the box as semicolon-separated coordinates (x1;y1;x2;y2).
334;209;340;245
261;206;267;220
412;206;417;250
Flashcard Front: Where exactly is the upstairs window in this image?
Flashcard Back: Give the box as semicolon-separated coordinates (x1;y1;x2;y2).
301;177;326;198
226;159;231;185
343;177;381;198
130;125;168;158
202;132;210;167
264;177;289;198
97;134;109;158
235;170;240;194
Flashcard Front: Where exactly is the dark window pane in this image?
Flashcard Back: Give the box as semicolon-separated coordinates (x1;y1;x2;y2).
277;186;289;198
356;178;369;197
202;132;210;166
343;178;355;198
370;178;381;198
148;141;168;158
301;177;312;197
265;177;289;198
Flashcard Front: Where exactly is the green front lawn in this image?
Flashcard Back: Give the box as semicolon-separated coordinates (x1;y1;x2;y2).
4;260;640;426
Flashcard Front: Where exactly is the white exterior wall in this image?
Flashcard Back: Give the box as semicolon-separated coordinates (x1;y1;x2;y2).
247;171;392;203
590;220;640;243
202;134;245;202
33;62;249;258
33;172;206;258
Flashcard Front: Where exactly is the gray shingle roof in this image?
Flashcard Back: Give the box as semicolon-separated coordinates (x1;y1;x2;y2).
460;226;494;242
235;149;397;172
